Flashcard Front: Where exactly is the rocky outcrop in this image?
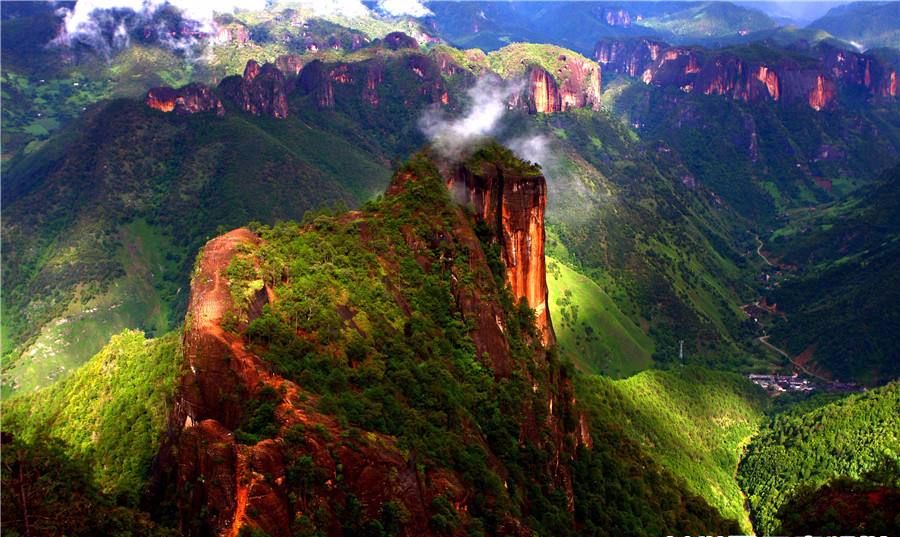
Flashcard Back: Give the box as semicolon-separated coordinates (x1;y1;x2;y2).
297;54;450;109
153;148;590;536
274;54;304;76
596;39;898;110
145;83;225;116
525;66;562;114
160;229;454;537
383;31;419;50
219;60;289;118
517;60;601;114
445;157;555;347
602;7;633;27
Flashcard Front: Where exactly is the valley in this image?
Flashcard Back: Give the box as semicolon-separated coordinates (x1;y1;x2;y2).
1;1;898;536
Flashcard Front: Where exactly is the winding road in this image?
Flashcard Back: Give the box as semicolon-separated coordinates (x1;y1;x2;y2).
755;235;776;267
757;335;829;382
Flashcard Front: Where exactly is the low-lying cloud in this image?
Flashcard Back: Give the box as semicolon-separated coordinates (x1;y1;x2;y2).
53;0;434;56
419;75;523;159
379;0;432;17
420;75;556;174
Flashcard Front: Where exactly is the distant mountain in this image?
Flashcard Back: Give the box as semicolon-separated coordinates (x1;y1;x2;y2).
808;1;900;50
424;1;781;54
735;1;846;26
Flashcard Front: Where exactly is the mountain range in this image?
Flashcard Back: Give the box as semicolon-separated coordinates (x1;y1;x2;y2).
1;1;898;536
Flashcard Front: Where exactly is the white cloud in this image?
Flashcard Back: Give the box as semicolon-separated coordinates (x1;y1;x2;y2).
54;0;269;53
420;75;523;160
379;0;432;17
297;0;370;18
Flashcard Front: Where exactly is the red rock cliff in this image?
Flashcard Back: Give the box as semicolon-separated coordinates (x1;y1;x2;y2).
163;229;455;537
445;158;555;347
596;39;895;110
518;60;601;114
154;156;587;535
146;83;225;116
219;60;290;118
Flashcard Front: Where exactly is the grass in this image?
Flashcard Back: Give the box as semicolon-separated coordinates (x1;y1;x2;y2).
3;220;175;394
547;256;653;376
579;367;769;533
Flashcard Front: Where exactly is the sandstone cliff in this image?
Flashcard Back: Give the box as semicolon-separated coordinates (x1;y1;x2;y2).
219;60;290;118
146;83;225;116
445;154;555;346
596;39;897;110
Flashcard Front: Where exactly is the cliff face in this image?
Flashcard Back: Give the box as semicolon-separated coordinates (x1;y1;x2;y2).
155;149;587;537
145;83;225;116
518;60;601;114
219;60;290;118
297;54;450;109
161;229;446;537
596;39;898;110
445;156;555;347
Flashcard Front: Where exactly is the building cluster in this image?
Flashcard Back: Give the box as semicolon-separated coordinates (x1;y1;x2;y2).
748;373;813;393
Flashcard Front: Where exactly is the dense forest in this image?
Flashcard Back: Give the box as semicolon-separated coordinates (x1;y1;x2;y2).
738;383;900;535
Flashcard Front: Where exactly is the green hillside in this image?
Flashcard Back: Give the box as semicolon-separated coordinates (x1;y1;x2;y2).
738;382;900;535
3;330;182;500
1;99;393;393
533;110;759;369
578;368;768;532
640;1;778;39
764;167;900;384
547;256;654;376
809;1;900;50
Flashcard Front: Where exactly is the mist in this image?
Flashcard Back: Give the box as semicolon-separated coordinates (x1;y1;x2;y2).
419;75;557;176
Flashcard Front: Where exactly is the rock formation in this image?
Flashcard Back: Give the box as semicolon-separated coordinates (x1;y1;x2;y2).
445;155;555;347
383;31;419;50
298;54;450;109
145;83;225;116
596;38;898;110
153;150;586;536
219;60;290;118
518;60;601;114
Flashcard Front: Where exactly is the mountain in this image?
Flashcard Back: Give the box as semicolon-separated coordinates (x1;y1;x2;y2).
808;1;900;50
598;39;900;221
424;1;781;54
3;146;744;536
596;38;898;110
636;1;777;41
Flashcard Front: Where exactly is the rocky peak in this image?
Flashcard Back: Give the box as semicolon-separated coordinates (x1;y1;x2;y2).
219;59;290;118
383;31;419;50
444;147;555;347
155;150;587;536
145;83;225;116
